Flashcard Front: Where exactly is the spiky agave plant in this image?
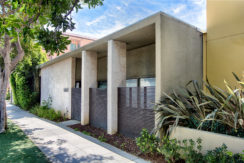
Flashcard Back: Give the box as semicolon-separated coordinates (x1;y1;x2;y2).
155;73;244;136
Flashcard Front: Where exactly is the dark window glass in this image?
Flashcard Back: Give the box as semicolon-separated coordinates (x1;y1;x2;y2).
98;81;107;88
70;43;76;51
140;78;155;87
126;79;138;87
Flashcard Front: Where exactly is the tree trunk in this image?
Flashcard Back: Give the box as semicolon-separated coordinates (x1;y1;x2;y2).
0;72;8;133
0;34;24;133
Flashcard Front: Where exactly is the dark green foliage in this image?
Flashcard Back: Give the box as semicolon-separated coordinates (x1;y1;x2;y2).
82;131;91;136
98;134;107;142
1;0;104;55
188;117;244;138
136;129;244;163
29;96;65;122
5;90;10;100
10;43;46;110
136;128;159;154
30;97;65;122
204;145;244;163
157;137;182;162
30;105;65;122
10;75;19;105
0;120;49;162
155;73;244;137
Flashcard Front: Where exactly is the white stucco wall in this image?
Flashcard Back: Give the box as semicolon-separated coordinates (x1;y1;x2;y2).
40;58;75;118
97;44;155;81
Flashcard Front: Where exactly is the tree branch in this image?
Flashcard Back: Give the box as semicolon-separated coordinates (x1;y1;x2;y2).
0;47;4;57
1;35;11;58
64;0;79;19
27;0;43;25
10;35;24;71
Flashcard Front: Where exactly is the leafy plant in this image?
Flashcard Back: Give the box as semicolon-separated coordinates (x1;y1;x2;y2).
82;131;91;136
136;128;244;163
10;43;47;110
73;128;79;131
136;129;159;154
180;138;203;163
98;134;107;142
42;96;53;109
157;137;181;162
155;73;244;137
30;105;65;122
204;144;244;163
120;143;126;149
5;90;10;100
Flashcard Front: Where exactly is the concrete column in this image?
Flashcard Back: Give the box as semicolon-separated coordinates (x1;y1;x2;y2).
81;51;97;125
107;40;126;135
155;16;164;136
155;17;164;103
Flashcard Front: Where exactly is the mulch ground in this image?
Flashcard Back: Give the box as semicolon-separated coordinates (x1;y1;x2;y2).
69;124;166;163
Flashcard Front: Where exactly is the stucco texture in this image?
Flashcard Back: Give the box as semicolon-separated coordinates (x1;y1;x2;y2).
97;44;155;81
40;58;74;118
207;0;244;88
156;14;203;100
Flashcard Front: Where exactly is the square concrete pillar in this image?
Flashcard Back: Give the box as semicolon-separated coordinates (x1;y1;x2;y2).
81;51;97;125
107;40;126;135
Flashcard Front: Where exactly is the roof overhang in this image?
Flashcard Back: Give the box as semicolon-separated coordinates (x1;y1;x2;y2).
38;11;202;69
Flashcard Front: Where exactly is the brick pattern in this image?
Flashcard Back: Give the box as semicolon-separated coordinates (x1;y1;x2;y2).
71;88;81;121
89;88;107;130
118;87;155;138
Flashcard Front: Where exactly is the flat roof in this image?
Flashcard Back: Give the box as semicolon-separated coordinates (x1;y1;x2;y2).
38;11;202;69
63;33;96;40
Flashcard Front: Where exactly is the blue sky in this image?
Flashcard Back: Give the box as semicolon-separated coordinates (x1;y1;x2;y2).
69;0;206;38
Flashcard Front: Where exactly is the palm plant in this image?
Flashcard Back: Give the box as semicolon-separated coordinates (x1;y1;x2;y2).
155;73;244;136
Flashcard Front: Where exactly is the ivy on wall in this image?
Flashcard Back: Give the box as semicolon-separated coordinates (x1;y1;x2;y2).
10;42;47;110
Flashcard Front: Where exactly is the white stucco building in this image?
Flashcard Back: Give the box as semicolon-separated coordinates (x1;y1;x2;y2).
39;12;203;136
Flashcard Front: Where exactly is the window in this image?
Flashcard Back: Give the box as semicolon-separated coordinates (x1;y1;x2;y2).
70;43;76;51
126;79;138;87
98;81;107;88
140;78;155;87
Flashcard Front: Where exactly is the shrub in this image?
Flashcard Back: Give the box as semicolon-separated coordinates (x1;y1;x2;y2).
136;130;244;163
136;129;159;154
155;73;244;137
98;134;107;142
10;42;47;110
30;105;65;122
157;137;182;162
5;90;10;100
204;144;244;163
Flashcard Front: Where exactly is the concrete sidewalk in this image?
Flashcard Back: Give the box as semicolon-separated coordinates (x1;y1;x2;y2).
7;103;147;163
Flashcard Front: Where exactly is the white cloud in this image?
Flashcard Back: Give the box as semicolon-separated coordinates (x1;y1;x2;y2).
116;6;122;10
172;4;186;14
192;0;205;6
121;0;129;7
86;15;106;26
71;0;207;39
71;21;126;38
196;8;206;30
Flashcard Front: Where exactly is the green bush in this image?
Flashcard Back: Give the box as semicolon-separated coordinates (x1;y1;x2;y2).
157;137;182;162
30;105;65;122
5;90;10;100
204;145;244;163
136;128;159;154
155;73;244;137
10;42;47;110
136;129;244;163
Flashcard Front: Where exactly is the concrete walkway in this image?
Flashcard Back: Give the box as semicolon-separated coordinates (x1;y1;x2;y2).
7;103;145;163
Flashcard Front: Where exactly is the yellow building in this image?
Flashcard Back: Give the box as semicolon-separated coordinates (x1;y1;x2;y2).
206;0;244;88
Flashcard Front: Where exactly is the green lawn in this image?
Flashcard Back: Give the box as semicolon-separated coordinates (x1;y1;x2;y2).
0;120;49;163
